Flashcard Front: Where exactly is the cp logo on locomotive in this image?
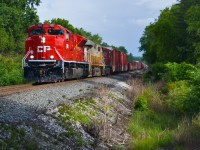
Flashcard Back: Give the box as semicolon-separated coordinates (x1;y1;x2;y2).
37;46;51;52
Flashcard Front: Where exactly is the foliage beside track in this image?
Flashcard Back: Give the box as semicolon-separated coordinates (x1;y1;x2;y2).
0;54;24;86
128;78;200;150
134;3;200;142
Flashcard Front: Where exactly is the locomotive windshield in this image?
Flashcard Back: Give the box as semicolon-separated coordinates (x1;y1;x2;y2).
30;29;45;36
48;29;64;35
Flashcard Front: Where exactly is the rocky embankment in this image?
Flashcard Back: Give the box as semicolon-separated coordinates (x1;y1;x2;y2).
0;73;137;149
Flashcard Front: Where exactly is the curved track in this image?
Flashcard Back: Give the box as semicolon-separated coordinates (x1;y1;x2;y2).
0;77;98;97
0;71;137;97
0;82;68;97
0;84;39;97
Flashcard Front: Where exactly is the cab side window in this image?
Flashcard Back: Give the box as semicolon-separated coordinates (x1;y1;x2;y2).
66;31;70;40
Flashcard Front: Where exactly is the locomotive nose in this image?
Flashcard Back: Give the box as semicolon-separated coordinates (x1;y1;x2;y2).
33;36;54;60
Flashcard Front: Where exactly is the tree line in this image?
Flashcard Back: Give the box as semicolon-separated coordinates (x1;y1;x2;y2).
140;0;200;118
140;0;200;65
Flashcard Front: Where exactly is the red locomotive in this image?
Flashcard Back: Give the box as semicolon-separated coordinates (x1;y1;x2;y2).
23;24;146;83
23;24;89;82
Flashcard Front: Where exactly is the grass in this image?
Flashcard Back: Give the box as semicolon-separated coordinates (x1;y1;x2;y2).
0;124;38;149
57;97;101;147
127;79;200;150
128;110;176;150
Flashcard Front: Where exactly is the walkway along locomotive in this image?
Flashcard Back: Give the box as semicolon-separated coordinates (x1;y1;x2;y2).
22;24;144;83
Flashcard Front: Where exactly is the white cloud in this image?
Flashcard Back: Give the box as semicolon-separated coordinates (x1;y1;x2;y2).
128;18;155;26
132;0;177;9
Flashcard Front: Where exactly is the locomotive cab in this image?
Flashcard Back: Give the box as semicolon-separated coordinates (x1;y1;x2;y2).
23;24;88;83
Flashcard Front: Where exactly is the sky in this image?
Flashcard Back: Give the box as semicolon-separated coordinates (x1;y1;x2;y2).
37;0;178;56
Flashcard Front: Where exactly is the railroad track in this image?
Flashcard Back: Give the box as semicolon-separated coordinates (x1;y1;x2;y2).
0;73;133;97
0;82;67;97
0;84;39;97
0;76;100;97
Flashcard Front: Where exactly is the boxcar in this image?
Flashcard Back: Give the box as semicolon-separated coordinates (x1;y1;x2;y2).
111;48;121;73
102;47;112;75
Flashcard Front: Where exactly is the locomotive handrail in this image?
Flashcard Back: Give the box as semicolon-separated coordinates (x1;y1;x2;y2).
54;47;64;73
22;48;32;69
54;47;64;60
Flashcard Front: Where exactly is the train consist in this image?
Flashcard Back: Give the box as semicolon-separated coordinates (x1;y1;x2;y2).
22;24;146;83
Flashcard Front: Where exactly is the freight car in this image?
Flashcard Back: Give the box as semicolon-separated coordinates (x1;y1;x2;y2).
128;61;147;71
23;24;131;83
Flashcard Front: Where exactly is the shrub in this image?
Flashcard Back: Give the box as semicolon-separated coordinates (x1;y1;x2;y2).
134;95;148;111
0;54;24;86
185;69;200;115
151;62;167;80
165;62;197;82
165;81;191;115
164;66;200;116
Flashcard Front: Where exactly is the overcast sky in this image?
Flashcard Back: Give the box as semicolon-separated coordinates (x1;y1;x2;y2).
37;0;178;56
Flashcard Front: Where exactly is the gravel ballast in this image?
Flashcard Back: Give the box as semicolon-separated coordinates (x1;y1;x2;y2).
0;73;133;149
0;75;123;123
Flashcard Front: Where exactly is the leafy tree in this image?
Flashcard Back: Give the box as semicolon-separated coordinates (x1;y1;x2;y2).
0;28;9;52
118;46;128;54
101;42;110;47
140;0;200;65
45;18;103;45
90;34;102;45
185;5;200;63
0;0;41;53
46;18;77;33
128;53;134;62
133;56;143;61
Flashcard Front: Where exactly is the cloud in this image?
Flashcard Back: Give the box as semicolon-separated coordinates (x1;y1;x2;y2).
128;18;155;26
132;0;177;9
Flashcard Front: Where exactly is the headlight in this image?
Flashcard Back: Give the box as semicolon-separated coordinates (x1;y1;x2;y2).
50;55;54;59
30;55;34;59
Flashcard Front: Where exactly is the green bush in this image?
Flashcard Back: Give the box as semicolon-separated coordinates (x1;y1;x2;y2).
135;95;148;111
151;62;167;80
165;81;191;114
186;69;200;115
165;62;197;82
0;54;24;86
164;65;200;116
142;71;152;83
